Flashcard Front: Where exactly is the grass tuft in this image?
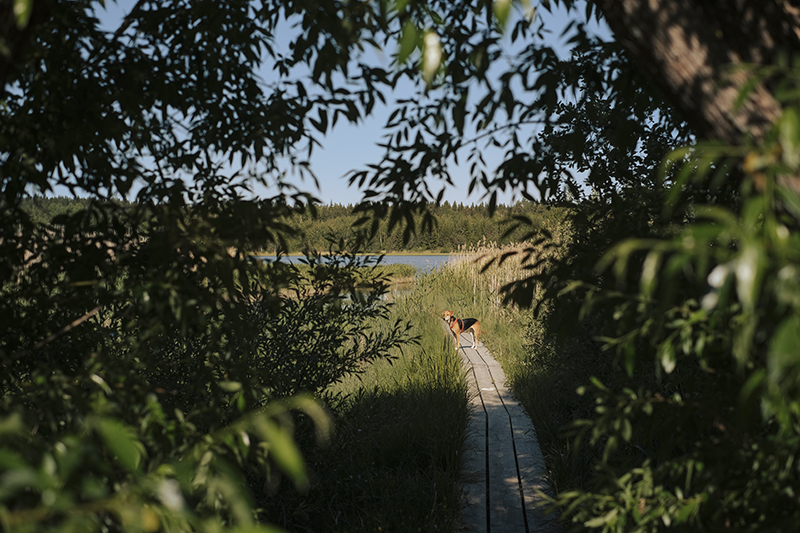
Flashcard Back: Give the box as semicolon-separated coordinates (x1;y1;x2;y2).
260;273;469;532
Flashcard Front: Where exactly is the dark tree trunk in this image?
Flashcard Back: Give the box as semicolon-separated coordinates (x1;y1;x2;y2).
595;0;800;146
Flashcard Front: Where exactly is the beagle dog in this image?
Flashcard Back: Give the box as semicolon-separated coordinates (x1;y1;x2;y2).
442;310;481;350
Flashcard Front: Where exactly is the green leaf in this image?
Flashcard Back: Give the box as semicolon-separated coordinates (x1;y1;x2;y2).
735;244;764;311
584;507;619;528
621;418;632;442
13;0;33;29
768;317;800;384
95;418;142;473
675;498;700;523
659;341;676;374
640;251;661;297
0;413;24;436
422;31;441;87
288;395;332;446
777;184;800;220
253;417;308;490
493;0;512;29
0;467;39;500
0;450;25;470
780;108;800;169
219;381;242;392
398;20;417;65
740;369;765;404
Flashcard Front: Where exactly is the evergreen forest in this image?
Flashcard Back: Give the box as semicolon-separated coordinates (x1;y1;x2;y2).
21;196;568;253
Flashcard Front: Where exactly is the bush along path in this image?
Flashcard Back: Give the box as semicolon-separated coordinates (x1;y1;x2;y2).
448;323;561;533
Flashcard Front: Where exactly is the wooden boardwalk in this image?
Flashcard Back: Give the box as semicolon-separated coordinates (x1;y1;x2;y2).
451;328;561;533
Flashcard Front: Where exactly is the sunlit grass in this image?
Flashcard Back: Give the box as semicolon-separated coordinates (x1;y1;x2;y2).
260;236;584;531
262;273;469;532
427;240;584;497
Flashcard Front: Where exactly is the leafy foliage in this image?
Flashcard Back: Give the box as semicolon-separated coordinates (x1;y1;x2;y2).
345;2;800;531
0;1;414;530
5;0;800;531
516;54;800;533
348;0;690;213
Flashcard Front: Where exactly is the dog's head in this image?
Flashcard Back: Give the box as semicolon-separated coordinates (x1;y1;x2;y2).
442;310;455;323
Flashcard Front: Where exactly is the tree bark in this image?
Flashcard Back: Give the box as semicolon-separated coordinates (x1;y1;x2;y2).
595;0;800;146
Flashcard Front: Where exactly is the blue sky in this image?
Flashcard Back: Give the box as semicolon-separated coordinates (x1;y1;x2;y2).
295;5;591;206
94;1;609;206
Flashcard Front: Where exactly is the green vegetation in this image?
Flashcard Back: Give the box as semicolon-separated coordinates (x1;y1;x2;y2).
23;196;567;254
260;286;469;532
4;0;800;532
438;171;800;531
283;201;567;253
1;247;414;530
360;263;418;285
423;241;582;491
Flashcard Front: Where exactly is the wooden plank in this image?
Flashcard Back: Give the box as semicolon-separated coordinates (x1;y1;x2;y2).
511;414;561;533
460;353;488;532
449;324;561;533
466;341;526;533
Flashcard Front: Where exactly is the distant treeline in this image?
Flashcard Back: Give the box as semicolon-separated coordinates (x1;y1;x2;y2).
20;196;569;253
275;201;570;253
20;196;132;225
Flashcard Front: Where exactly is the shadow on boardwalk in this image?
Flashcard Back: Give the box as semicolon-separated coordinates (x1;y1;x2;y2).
450;327;562;533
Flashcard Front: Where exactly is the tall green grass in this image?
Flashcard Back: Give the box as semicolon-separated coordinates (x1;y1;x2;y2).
261;274;469;532
433;243;551;387
431;241;592;498
259;236;591;531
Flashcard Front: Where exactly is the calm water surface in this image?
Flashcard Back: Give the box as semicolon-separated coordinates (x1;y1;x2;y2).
257;254;451;271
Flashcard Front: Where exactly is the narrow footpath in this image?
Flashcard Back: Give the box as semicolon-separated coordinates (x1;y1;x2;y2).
450;327;561;533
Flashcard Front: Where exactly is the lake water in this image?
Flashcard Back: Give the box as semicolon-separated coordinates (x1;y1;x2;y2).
257;254;451;271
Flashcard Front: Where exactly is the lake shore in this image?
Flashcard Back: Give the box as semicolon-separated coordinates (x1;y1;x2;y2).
252;250;452;257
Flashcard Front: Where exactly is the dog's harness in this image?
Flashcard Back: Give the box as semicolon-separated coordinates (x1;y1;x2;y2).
450;318;477;331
